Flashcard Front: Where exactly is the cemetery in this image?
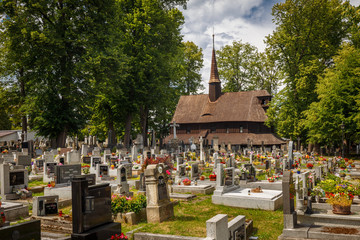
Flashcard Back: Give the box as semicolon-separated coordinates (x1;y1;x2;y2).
2;0;360;240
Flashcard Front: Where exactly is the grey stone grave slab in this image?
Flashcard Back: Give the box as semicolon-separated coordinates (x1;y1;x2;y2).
55;164;81;185
17;155;31;167
33;195;59;216
191;163;200;180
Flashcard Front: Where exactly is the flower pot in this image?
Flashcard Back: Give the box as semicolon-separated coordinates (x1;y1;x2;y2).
297;171;301;174
200;176;205;181
183;182;191;186
268;180;274;183
332;204;351;215
209;178;216;181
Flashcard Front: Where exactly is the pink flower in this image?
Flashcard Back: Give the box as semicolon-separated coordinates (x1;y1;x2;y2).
166;170;171;175
126;196;131;200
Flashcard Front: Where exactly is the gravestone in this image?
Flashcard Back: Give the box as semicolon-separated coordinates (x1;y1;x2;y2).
97;164;111;181
119;158;132;178
81;144;89;156
213;137;219;152
224;167;234;186
216;163;225;187
145;163;174;223
139;172;146;193
0;219;41;240
43;162;58;183
116;166;129;195
33;195;59;216
178;165;186;177
82;156;91;164
17;155;31;167
191;163;200;180
55;164;81;185
0;164;29;200
176;157;184;171
265;160;270;170
71;176;121;239
287;141;294;169
67;150;81;164
35;159;44;171
214;158;221;169
282;171;296;229
90;156;102;170
43;152;55;163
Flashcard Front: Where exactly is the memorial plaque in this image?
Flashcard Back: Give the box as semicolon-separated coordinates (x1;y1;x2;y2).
85;174;96;185
83;156;91;164
179;165;186;176
46;162;57;176
36;159;44;169
120;167;126;182
45;202;58;215
158;176;167;201
92;157;101;168
55;164;81;184
225;168;233;186
10;171;25;186
99;165;109;177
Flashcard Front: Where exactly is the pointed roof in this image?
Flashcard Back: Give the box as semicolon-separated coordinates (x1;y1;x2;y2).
209;35;221;83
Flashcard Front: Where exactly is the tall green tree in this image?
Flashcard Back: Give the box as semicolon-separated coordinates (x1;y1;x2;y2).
304;44;360;154
0;0;117;147
216;40;259;92
117;0;185;148
176;41;204;95
265;0;352;140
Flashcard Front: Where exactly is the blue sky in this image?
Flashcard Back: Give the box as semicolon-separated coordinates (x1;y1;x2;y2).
180;0;360;92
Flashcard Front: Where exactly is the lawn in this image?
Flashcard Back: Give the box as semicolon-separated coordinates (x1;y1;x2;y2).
121;194;283;240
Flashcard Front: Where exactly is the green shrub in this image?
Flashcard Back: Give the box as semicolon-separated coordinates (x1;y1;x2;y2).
111;194;147;215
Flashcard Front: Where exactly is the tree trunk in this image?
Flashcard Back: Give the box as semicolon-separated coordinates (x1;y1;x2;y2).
19;68;27;142
108;109;116;147
124;113;132;149
56;129;67;148
140;106;149;148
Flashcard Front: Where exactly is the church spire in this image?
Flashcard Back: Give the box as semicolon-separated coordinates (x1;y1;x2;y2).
209;34;221;102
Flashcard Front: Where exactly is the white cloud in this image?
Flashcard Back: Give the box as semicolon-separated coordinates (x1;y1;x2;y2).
181;0;360;93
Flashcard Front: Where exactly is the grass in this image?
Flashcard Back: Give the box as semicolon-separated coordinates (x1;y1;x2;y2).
121;194;283;240
28;179;45;188
32;192;44;197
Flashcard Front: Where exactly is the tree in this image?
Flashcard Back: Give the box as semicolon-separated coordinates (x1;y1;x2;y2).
265;0;352;140
116;0;185;148
216;40;259;92
176;41;204;95
304;44;360;154
0;0;117;147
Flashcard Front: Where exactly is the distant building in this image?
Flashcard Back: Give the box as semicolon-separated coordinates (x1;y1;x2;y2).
165;39;284;150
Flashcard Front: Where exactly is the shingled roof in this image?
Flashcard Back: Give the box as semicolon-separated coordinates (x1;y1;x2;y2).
172;90;271;124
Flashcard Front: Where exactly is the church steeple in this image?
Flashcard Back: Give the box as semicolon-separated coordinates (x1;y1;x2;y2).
209;34;221;102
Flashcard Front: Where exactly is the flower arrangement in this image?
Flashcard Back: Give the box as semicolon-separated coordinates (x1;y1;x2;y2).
267;176;276;182
110;233;128;239
306;163;313;169
182;178;191;185
1;149;8;154
111;194;146;216
142;155;173;172
319;178;359;207
239;167;249;174
209;173;216;181
82;164;90;174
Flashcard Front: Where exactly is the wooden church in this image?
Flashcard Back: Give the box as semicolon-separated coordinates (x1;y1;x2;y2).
165;40;285;150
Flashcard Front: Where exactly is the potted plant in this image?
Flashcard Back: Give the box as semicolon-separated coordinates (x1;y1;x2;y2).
209;173;216;181
296;168;301;174
200;175;205;181
182;178;191;186
310;186;325;203
319;178;358;215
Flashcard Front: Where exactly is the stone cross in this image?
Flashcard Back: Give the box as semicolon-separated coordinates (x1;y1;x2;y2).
199;136;204;162
170;121;180;139
287;141;294;169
